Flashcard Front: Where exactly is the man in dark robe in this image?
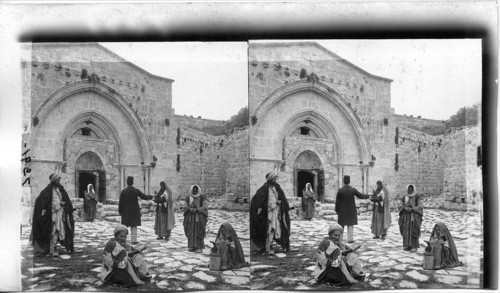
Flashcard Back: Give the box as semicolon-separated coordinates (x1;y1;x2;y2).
31;174;75;257
250;172;291;255
335;175;369;243
119;176;153;244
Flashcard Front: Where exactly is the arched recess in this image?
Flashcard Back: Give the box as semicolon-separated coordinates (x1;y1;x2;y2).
60;111;123;164
291;150;325;200
251;80;370;163
74;151;107;202
29;80;152;163
279;110;342;163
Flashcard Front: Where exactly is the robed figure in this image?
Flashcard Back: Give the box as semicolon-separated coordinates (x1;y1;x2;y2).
84;184;98;222
424;222;463;269
370;181;392;240
211;222;248;270
31;174;75;256
398;184;423;252
183;185;208;253
302;182;316;220
153;181;175;240
250;172;291;255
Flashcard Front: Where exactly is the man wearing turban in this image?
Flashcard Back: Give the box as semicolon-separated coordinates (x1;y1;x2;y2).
30;174;75;257
250;172;291;255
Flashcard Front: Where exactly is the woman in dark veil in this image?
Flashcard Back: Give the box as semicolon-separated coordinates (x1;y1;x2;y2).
425;222;463;269
212;222;248;270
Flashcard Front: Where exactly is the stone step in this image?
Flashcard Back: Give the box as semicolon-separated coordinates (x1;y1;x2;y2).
323;215;338;221
103;205;119;211
319;204;335;210
101;211;120;217
105;216;121;223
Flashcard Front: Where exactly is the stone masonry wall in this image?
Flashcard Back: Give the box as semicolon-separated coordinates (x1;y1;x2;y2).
175;126;226;199
441;126;482;208
248;42;396;196
394;126;446;196
174;125;249;201
221;127;250;200
23;43;176;200
394;125;482;211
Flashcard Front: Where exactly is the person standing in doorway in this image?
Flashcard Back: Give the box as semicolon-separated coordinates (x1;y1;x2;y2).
302;182;316;221
119;176;153;244
84;184;98;222
335;175;370;243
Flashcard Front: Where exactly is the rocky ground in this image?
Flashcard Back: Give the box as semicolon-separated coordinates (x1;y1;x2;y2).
21;210;250;291
251;209;483;290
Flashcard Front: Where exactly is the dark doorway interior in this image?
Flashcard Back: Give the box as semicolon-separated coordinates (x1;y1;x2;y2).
297;170;315;198
98;170;106;203
78;172;97;199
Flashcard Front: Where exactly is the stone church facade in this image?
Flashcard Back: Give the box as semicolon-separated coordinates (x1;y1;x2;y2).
249;42;396;201
21;43;249;224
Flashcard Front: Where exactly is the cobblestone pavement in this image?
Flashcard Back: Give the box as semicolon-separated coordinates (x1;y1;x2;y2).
21;210;250;291
251;209;483;290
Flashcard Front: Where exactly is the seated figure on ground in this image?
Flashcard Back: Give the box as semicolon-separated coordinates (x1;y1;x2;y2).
101;225;152;287
314;224;365;286
424;222;463;270
210;222;249;270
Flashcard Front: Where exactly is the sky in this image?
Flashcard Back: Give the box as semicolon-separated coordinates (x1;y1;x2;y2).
101;40;481;121
100;42;248;121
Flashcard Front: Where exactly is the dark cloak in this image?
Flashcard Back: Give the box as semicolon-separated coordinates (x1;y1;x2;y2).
335;185;369;226
427;222;462;269
30;183;75;254
214;222;248;269
119;185;153;227
250;182;291;251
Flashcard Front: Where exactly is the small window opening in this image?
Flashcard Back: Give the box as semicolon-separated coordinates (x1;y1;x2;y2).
300;127;310;135
81;127;92;136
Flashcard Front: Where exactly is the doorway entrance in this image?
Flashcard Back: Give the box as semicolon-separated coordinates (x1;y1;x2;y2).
294;150;325;202
75;151;106;203
297;170;315;198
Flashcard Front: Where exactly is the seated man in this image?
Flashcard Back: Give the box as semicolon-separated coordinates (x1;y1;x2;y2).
424;222;463;270
101;225;152;287
211;222;248;270
314;224;365;286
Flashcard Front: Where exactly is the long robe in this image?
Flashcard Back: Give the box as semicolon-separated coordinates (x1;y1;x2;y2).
302;189;316;220
119;186;153;227
335;185;369;226
212;222;248;270
314;237;365;286
30;183;75;255
370;191;385;236
426;222;462;269
84;191;98;221
250;182;290;252
101;238;151;287
398;191;423;249
183;194;208;250
154;187;175;238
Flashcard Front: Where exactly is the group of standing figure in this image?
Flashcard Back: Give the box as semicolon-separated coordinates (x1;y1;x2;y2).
250;172;463;287
30;171;463;289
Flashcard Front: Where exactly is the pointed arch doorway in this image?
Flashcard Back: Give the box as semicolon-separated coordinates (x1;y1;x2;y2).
75;151;107;203
294;150;325;202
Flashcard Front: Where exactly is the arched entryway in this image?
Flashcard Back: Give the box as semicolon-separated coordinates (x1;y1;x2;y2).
294;150;325;202
75;151;106;203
